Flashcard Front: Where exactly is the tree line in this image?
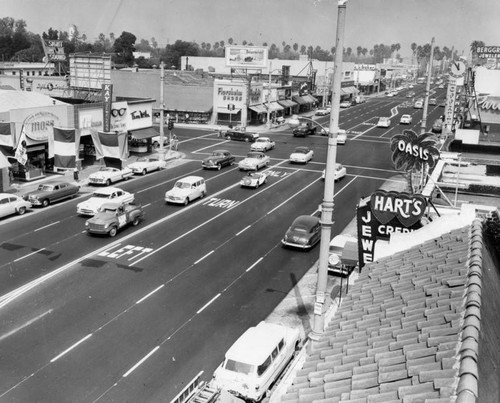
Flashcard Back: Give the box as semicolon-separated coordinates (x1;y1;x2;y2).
0;17;485;73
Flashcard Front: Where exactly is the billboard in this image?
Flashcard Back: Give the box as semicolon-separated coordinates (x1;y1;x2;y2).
225;46;268;69
42;39;66;61
69;54;112;90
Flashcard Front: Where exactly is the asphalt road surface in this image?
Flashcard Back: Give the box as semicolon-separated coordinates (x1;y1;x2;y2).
0;84;447;401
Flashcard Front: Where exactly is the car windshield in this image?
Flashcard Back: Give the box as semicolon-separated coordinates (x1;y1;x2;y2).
224;359;256;375
256;138;267;143
291;223;309;232
136;157;148;162
175;182;191;189
247;152;261;158
99;167;114;172
212;152;224;156
294;148;308;154
92;192;111;198
38;185;54;191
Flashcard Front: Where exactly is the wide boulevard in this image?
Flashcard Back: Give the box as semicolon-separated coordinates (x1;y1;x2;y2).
0;84;447;402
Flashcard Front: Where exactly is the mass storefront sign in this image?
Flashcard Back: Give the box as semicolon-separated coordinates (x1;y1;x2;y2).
356;191;427;268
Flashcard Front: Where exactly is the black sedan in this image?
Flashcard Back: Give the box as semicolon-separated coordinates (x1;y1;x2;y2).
201;150;236;170
293;124;317;137
281;215;321;250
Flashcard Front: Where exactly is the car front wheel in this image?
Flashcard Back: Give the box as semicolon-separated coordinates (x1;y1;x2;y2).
142;169;147;175
109;227;118;237
42;199;50;207
183;198;190;206
106;179;111;186
17;206;27;215
132;216;140;226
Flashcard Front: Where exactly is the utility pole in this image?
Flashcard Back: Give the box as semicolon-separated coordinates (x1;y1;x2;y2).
159;61;165;159
421;37;435;135
267;61;272;129
310;0;348;342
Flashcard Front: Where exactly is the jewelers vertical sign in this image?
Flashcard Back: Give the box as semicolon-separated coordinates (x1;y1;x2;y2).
102;84;113;132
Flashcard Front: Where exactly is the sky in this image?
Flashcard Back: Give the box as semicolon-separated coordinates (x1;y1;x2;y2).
3;0;498;58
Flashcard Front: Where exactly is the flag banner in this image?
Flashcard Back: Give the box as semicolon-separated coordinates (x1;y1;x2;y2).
91;130;128;161
52;127;79;169
0;122;13;147
15;126;28;165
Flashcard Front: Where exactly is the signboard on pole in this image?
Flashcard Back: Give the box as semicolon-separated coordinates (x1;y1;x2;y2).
225;46;268;69
102;84;113;133
42;39;66;61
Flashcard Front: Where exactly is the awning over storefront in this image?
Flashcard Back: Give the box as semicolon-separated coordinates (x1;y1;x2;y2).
264;102;284;112
217;107;241;114
129;127;159;139
303;94;318;104
292;95;308;105
277;99;297;108
341;86;359;95
249;104;267;114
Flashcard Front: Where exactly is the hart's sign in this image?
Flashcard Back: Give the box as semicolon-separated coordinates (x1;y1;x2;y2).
357;191;427;269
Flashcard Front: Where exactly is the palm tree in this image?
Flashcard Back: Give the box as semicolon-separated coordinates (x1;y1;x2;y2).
411;42;417;66
356;46;362;58
227;38;233;45
300;45;306;55
242;40;247;46
470;40;485;64
293;43;299;52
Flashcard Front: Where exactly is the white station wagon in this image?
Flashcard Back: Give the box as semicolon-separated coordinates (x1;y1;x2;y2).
212;321;301;401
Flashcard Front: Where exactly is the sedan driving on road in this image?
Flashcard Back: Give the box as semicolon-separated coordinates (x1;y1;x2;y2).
289;146;314;164
76;187;134;216
339;101;352;108
201;150;235;170
250;137;275;152
239;172;269;189
238;152;270;171
400;114;412;125
377;117;391;128
282;215;321;250
321;163;347;181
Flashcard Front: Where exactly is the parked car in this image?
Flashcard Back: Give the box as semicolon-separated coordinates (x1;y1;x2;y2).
225;129;259;142
292;124;317;137
431;118;444;134
212;321;301;401
414;100;424;109
238;151;270;171
377;117;391;128
76;187;134;216
239;171;269;189
315;108;331;116
85;202;145;237
400;114;412;125
289;146;314;164
0;193;31;219
127;156;167;175
339;101;352;108
328;234;358;276
250;137;275;152
201;150;235;170
429;98;437;106
24;180;79;207
88;166;134;186
282;215;321;250
151;135;169;148
165;175;206;205
321;163;347;181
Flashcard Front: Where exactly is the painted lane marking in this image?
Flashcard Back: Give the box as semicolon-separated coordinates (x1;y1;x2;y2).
196;293;221;314
236;225;251;236
35;221;60;231
194;250;214;265
50;334;93;363
136;284;164;304
123;346;160;378
13;248;47;263
0;309;53;343
246;257;263;272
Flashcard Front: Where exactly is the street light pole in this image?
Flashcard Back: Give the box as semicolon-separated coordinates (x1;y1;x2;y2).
267;61;272;129
420;37;435;135
310;0;348;341
159;61;165;159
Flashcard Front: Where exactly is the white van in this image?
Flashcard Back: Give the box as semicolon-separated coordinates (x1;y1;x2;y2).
212;321;301;401
164;176;206;205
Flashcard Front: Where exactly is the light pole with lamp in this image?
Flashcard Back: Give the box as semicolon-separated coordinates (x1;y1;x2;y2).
266;61;282;129
311;0;348;341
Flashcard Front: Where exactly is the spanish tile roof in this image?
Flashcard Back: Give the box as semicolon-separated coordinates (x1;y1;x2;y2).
281;219;483;403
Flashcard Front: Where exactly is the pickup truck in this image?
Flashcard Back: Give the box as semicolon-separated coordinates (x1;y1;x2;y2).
85;202;144;237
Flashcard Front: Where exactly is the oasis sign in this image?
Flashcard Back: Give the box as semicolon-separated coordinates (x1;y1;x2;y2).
390;130;440;171
356;190;426;268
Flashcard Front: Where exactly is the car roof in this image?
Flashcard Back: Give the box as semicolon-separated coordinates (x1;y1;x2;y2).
225;322;290;365
41;180;72;186
177;175;204;182
294;146;310;152
92;187;123;195
292;215;319;227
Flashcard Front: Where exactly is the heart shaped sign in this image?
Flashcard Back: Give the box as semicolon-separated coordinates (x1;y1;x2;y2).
370;190;427;227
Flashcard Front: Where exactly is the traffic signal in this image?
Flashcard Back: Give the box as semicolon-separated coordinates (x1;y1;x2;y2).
168;119;174;130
